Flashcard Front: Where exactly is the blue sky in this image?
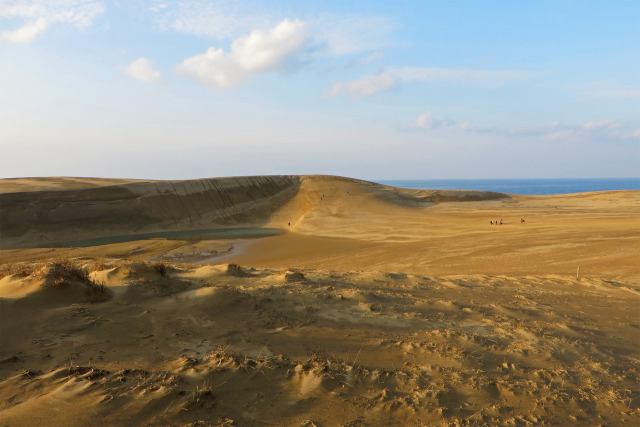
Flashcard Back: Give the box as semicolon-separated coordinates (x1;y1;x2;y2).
1;0;638;180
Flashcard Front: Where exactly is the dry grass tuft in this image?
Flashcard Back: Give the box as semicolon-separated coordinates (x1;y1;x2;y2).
226;263;249;277
0;262;45;279
39;259;110;302
152;262;167;276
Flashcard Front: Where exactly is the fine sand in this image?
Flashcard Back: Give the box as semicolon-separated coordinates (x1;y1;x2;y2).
0;175;638;426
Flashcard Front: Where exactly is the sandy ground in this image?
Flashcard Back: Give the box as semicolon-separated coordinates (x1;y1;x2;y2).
0;176;638;426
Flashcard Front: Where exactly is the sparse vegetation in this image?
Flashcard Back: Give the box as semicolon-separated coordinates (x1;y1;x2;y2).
37;259;110;302
52;277;67;288
226;263;248;277
0;262;44;279
152;262;167;276
57;259;91;282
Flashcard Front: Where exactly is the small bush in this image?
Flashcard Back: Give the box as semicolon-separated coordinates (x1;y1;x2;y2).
152;262;167;276
57;259;90;282
43;259;110;302
226;263;248;277
85;279;109;302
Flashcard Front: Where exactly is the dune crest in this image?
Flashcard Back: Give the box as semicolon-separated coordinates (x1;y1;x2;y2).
0;175;507;249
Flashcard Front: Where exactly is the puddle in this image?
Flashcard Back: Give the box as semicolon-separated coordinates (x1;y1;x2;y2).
39;228;284;248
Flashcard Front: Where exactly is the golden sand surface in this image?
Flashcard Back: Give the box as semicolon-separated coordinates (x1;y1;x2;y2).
0;176;638;426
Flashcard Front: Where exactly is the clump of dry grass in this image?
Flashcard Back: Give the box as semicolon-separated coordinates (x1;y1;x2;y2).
0;262;45;279
57;259;91;282
285;270;305;282
152;262;167;276
226;263;249;277
41;259;109;302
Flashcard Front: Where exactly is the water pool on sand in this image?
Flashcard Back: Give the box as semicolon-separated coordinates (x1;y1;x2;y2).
39;228;284;248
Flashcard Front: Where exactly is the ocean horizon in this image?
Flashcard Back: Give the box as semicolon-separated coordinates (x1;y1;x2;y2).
374;178;640;196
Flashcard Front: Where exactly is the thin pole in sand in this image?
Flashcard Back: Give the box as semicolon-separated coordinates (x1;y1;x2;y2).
576;266;580;280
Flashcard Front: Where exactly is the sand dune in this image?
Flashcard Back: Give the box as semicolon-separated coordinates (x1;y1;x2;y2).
0;175;508;250
0;175;638;426
0;176;302;248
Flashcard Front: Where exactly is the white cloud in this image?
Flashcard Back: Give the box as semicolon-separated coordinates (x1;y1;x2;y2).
362;51;384;63
582;119;621;130
325;72;395;99
328;67;530;99
415;111;434;129
125;58;162;84
578;81;640;98
149;0;275;40
177;18;310;89
311;14;395;56
411;112;639;142
0;0;104;43
415;111;455;130
148;1;395;57
460;119;639;142
2;17;48;43
391;67;528;82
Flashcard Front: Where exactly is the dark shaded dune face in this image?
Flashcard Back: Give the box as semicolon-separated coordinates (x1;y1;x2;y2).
0;176;302;249
0;177;152;194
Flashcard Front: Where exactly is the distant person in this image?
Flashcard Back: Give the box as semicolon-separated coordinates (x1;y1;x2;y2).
490;220;493;225
500;219;503;225
288;222;291;226
521;218;525;223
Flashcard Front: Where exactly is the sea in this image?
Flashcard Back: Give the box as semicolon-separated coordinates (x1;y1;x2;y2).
374;178;640;196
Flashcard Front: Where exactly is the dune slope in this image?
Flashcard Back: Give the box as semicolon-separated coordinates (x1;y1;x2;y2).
0;176;304;248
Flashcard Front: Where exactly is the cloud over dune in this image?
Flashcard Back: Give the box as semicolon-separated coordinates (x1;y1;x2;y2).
177;18;309;89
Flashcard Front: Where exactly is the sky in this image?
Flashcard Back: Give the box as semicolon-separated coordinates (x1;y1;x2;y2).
1;0;639;180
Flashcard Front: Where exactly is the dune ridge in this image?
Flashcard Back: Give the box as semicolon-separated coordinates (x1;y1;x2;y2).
0;175;507;249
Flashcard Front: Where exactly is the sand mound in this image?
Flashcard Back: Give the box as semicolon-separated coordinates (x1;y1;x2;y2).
0;261;110;302
1;262;638;425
